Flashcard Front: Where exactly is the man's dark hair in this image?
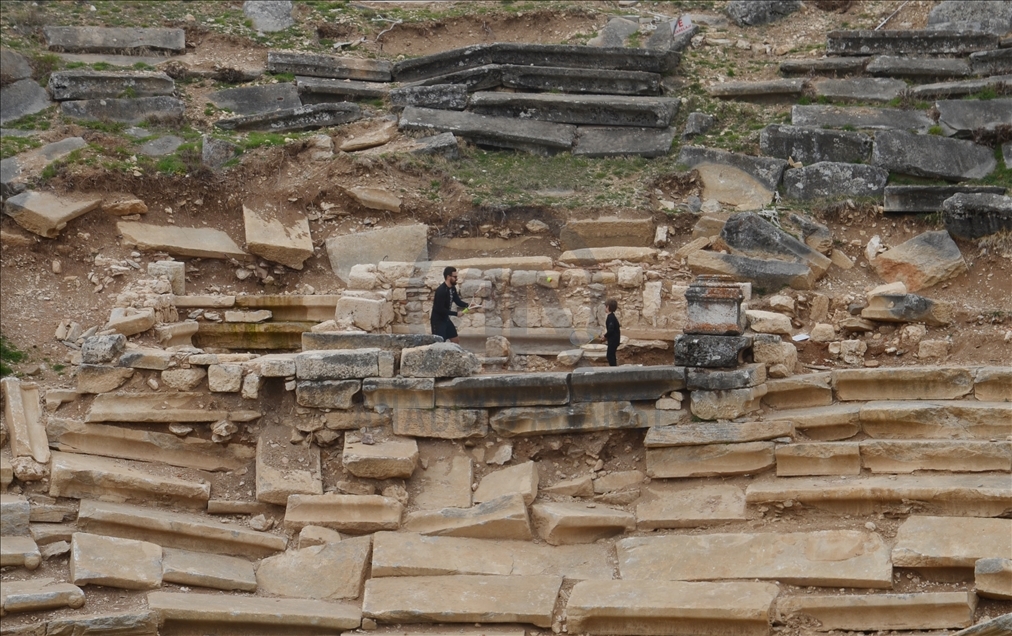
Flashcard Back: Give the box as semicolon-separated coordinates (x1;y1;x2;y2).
443;266;457;279
606;298;618;312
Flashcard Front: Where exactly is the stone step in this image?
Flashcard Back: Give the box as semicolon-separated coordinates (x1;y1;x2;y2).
304;332;441;353
47;70;174;101
618;529;892;588
284;493;403;533
436;372;570;408
908;74;1012;99
214;102;361;133
70;532;162;590
399;106;576;154
571;366;685;402
4;190;102;239
256;535;371;601
491;401;640;437
782;162;889;201
362;574;562;627
953;614;1012;636
975;558;1012;600
645;420;793;447
867;55;972;79
1;136;87;198
86;392;231;423
860;440;1012;473
0;579;85;616
44;26;185;54
762;373;834;410
209;83;301;116
635;483;747;529
118;221;249;260
47;418;252;472
892;516;1012;569
0;535;41;570
970;48;1012;75
256;420;322;505
370;531;612;580
77;500;287;558
647;441;775;478
760;124;872;165
859;400;1011;440
884;185;1007;213
834;367;975;401
41;611;159;635
404;493;532;540
161;547;257;591
50;449;206;508
268;50;393;81
827;30;998;56
776;442;861;476
1;377;49;464
873;129;997;181
148;591;362;631
776;591;976;631
194;321;313;350
530;501;635;545
500;65;662;96
474;461;538;505
813;77;906;103
792;104;934;132
779;56;869;76
297;76;390;103
745;474;1012;517
937;98;1012;137
707;78;806;101
566;579;779;636
467;92;678;128
60;96;184;125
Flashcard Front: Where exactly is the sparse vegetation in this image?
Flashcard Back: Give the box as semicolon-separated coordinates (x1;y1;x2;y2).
0;135;43;159
0;335;27;377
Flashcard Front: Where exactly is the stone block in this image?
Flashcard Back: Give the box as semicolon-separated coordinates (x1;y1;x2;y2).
61;96;185;125
207;363;242;393
4;191;102;238
70;532;162;590
975;366;1012;402
474;461;539;505
893;516;1012;569
147;592;361;632
405;493;532;540
0;535;41;569
813;77;906;102
709;78;805;101
243;202;313;269
861;440;1011;473
393;407;488;439
298;525;343;548
44;26;185;53
81;334;126;364
975;558;1012;600
687;250;816;291
470;92;678;128
209;83;300;116
284;494;403;533
268;50;393;81
635;483;747;530
491;401;640;437
776;442;860;476
647;441;775;478
325;225;428;284
75;365;133;394
674;334;752;368
256;535;371;600
884;185;1007;213
400;106;576;154
0;48;33;83
862;292;954;326
762;373;833;409
50;451;209;508
644;419;792;447
325;407;390;431
683;276;746;335
791;104;935;132
412;455;473;510
572;126;677;158
0;494;30;536
296;348;379;380
872;229;969;292
777;592;976;631
760;124;871;164
0;79;52;126
873;130;996;181
0;580;86;616
783;162;889;201
559;216;656;250
343;436;418;480
400;342;481;378
566;579;779;636
531;501;634;545
297;76;390;103
256;422;322;504
436;372;569;407
364;377;434;409
722;212;831;277
214;102;362;133
689;384;767;420
942;192;1012;240
160;368;206;391
47;70;174;101
570;365;685;402
118;221;248;260
726;0;801;26
834;367;973;401
161;547;257;592
677;146;787;209
827;30;998;56
619;529;892;588
362;574;562;628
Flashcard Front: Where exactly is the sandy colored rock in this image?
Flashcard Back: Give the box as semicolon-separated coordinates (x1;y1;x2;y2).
746;309;792;334
1;493;30;536
776;442;861;476
619;530;892;588
285;494;403;533
3;191;102;238
567;579;779;636
298;525;343;548
530;501;634;545
871;230;967;292
256;421;322;504
543;475;594;497
645;420;792;447
348;186;401;212
834;366;973;401
44;610;158;636
776;591;976;631
49;451;210;508
636;483;747;530
474;461;539;505
974;366;1012;402
161;547;257;592
363;575;562;627
341;122;397;151
243;202;313;269
892;516;1012;569
412;454;473;509
343;436;418;479
859;400;1011;440
393;407;488;439
76;365;134;394
0;579;85;616
647;441;775;478
405;493;532;540
147;591;362;631
257;535;371;600
118;221;249;260
70;532;162;590
593;470;644;494
762;373;833;409
860;440;1011;473
1;377;49;463
975;558;1012;600
86;392;228;423
689;385;767;420
0;535;41;569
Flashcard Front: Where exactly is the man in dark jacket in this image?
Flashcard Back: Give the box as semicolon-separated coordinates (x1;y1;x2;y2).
431;266;471;343
603;298;621;366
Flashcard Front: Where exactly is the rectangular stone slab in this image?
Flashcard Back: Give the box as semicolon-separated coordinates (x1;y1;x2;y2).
531;501;635;545
826;30;998;56
909;75;1012;100
885;185;1007;213
570;366;685;402
859;400;1011;440
892;516;1012;569
860;440;1012;473
0;535;41;569
297;76;391;102
975;558;1012;601
243;202;313;270
148;592;362;631
833;367;974;401
47;70;175;101
44;27;185;53
284;494;403;533
4;191;102;238
572;126;676;158
77;500;286;558
566;579;779;636
370;532;612;580
234;294;341;321
618;530;892;588
436;372;569;408
399;106;576;154
491;401;640;437
776;442;861;476
363;575;562;627
49;451;210;508
304;332;441;352
0;494;30;536
86;392;228;423
268;51;392;81
70;532;162;590
745;474;1012;517
777;591;976;631
764;404;858;440
392;407;488;438
0;580;86;616
43;611;159;636
404;493;532;540
646;441;775;478
645;420;792;447
214;102;362;133
635;483;747;530
500;65;661;96
762;373;833;409
161;547;257;591
1;377;49;463
61;96;185;124
118;221;248;260
792;104;934;132
468;92;678;127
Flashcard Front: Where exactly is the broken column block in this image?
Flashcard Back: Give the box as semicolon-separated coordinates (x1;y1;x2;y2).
684;276;746;335
243;202;314;270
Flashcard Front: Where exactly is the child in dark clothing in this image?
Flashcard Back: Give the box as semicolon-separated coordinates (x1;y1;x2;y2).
602;298;620;367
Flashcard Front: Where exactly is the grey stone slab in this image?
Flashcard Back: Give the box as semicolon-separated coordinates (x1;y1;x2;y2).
410;131;460;158
792;104;934;132
779;57;869;76
324;224;428;284
214;102;360;133
303;332;440;352
490;401;640;437
297;76;390;104
398;106;575;155
296;349;380;380
573;126;675;158
202;134;240;169
0;79;52;126
45;611;159;636
1005;142;1011;168
909;75;1012;99
783;162;889;201
589;17;639;48
867;56;971;79
970;49;1012;75
0;128;39;137
56;52;172;69
0;156;21;198
674;335;752;369
942;193;1012;239
244;0;293;32
708;79;805;100
268;51;392;81
726;0;801;26
570;366;684;402
645;420;792;447
827;30;998;56
722;212;831;276
137;135;182;157
884;185;1006;213
209;83;300;116
682;111;715;139
937;98;1012;137
411;64;504;92
687;250;816;291
500;65;662;96
392;45;493;83
760;124;871;164
686;364;765;391
118;221;248;260
872;130;997;180
37;136;88;162
61;96;184;125
677;146;787;192
1;49;33;84
390;84;467;110
436;372;569;408
44;27;185;53
813;77;907;103
47;70;174;101
928;1;1012;35
468;92;679;128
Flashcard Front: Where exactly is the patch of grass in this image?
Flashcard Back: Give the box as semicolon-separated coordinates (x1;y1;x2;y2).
928;125;944;136
156;154;188;175
0;335;27;377
79;120;127;134
970;87;998;100
967;146;1012;188
0;135;43;159
241;132;288;149
5;107;54;131
268;72;296;82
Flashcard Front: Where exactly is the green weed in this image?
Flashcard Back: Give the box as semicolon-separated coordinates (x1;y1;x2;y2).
0;335;27;377
0;136;42;159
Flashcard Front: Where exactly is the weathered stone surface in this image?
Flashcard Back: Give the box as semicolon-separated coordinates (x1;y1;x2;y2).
558;245;657;265
813;77;906;102
305;331;440;352
636;483;747;530
257;535;371;600
0;79;52;126
347;186;401;212
760;124;871;164
762;373;833;409
334;295;394;331
470;92;678;128
567;579;779;636
726;0;801;26
619;530;891;587
867;55;971;79
256;421;322;504
783;162;888;201
491;401;640;437
573;126;677;158
243;0;293;32
242;201;313;269
201;134;240;168
942;192;1012;240
645;419;791;448
687;249;817;291
44;26;184;53
363;574;562;627
297;380;361;409
0;494;30;536
161;547;257;591
690;384;767;420
215;101;361;132
118;221;247;260
269;50;393;81
343;436;418;480
298;525;343;548
975;558;1012;600
409;131;460;158
78;500;286;558
675;333;753;368
400;342;480;378
297;76;390;103
0;48;33;84
70;532;161;590
836;365;974;401
746;309;792;335
708;78;805;101
296;348;379;380
500;64;662;96
745;474;1012;517
148;592;362;631
570;366;684;402
400;106;576;154
792;104;934;132
871;231;967;292
893;516;1012;569
560;217;654;251
325;225;428;284
45;610;159;636
285;494;403;533
50;451;209;507
780;56;869;75
531;501;634;545
0;535;41;569
405;493;532;540
393;407;488;439
861;440;1011;473
48;418;249;472
873;130;996;181
777;592;976;631
971;48;1012;75
937;99;1012;139
412;455;472;510
647;441;775;478
61;96;184;124
685;364;765;391
86;391;228;423
910;75;1012;99
975;366;1012;402
589;16;639;48
474;461;538;505
76;364;134;394
776;442;861;476
47;70;174;101
677;146;787;208
4;191;101;239
436;372;569;408
2;377;49;464
722;212;831;276
0;580;85;616
827;30;998;56
363;378;433;410
929;0;1012;33
861;400;1010;439
861;292;954;326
